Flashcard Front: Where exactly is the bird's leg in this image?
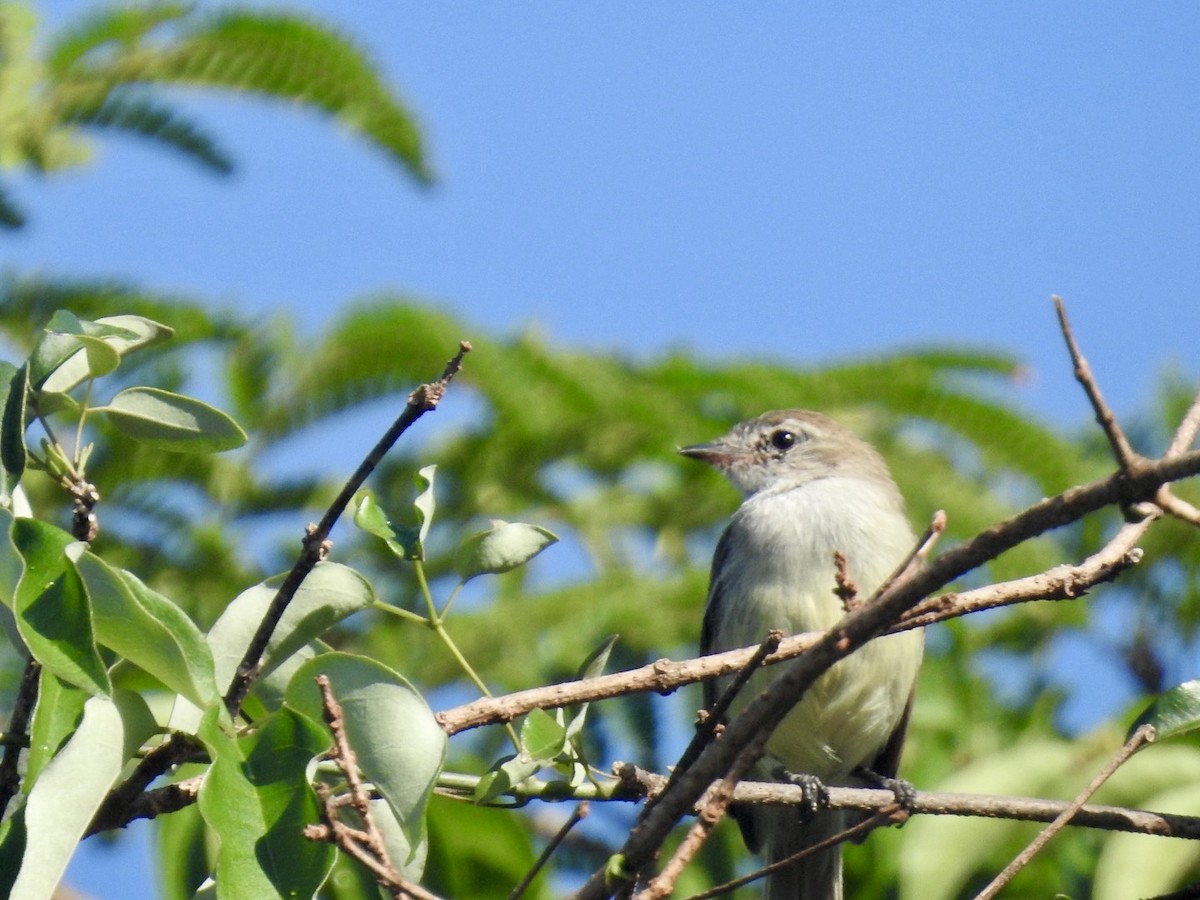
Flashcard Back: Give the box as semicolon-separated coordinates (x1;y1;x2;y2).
855;765;917;813
771;765;830;821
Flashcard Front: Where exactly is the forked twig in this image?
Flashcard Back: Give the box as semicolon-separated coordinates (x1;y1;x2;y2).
305;675;444;900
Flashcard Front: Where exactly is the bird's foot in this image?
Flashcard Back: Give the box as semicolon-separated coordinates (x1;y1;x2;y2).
771;766;829;821
856;765;917;823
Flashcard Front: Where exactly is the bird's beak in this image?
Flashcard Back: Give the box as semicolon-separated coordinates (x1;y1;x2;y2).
679;440;737;467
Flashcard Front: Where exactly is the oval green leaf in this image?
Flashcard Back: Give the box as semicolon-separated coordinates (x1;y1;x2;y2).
286;652;446;864
74;550;219;707
197;704;334;898
1130;680;1200;741
9;692;159;897
0;363;27;506
41;314;174;394
454;520;558;581
95;387;246;453
521;707;567;763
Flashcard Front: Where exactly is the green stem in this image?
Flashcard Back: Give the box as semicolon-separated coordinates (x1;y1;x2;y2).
435;770;618;804
371;601;428;625
73;380;93;470
412;560;520;751
412;558;441;623
437;581;465;619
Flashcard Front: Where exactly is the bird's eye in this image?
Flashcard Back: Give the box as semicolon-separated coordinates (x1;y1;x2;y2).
770;430;796;451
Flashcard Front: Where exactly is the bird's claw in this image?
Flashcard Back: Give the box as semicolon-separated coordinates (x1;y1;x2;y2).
773;766;830;821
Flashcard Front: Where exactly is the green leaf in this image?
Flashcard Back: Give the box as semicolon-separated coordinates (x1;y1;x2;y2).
521;708;567;763
395;465;437;560
453;520;558;581
367;797;428;883
0;362;27;506
47;3;192;72
11;519;110;696
1094;781;1200;899
28;310;87;386
207;561;376;689
565;634;618;741
61;94;234;176
473;754;540;805
40;314;176;394
28;310;136;388
26;670;88;788
1130;680;1200;741
286;652;446;866
8;691;158;897
154;784;209;900
94;386;247;452
196;705;334;899
74;550;218;706
356;468;438;561
352;489;408;559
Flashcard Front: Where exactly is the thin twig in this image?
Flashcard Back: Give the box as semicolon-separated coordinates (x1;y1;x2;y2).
0;657;40;819
1165;391;1200;457
638;778;740;900
683;808;892;900
627;631;783;894
1151;389;1200;527
1154;489;1200;527
973;724;1157;900
225;341;471;717
88;343;470;836
1055;296;1140;469
507;803;590;900
661;630;782;801
901;512;1154;629
308;676;445;900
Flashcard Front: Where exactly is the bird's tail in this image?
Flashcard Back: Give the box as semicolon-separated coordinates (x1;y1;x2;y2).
762;806;843;900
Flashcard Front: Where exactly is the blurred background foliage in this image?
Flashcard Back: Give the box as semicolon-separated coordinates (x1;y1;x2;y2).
3;2;1200;897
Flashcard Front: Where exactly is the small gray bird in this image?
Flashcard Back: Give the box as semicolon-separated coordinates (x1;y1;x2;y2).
681;410;924;900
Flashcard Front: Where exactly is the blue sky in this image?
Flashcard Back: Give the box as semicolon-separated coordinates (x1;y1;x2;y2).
6;3;1200;897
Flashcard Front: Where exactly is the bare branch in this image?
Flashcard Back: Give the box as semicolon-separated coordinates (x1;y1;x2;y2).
225;340;472;717
1165;391;1200;457
618;766;1200;840
1055;296;1141;469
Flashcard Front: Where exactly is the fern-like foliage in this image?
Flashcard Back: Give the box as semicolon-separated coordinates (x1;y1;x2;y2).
60;90;233;174
49;5;431;182
0;1;430;228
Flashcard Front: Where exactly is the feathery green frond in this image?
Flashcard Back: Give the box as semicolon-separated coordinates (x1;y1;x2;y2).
53;8;430;184
44;2;192;74
60;90;232;173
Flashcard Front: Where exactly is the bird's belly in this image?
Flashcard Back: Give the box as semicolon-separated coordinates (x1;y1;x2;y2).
718;584;922;781
763;630;921;779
